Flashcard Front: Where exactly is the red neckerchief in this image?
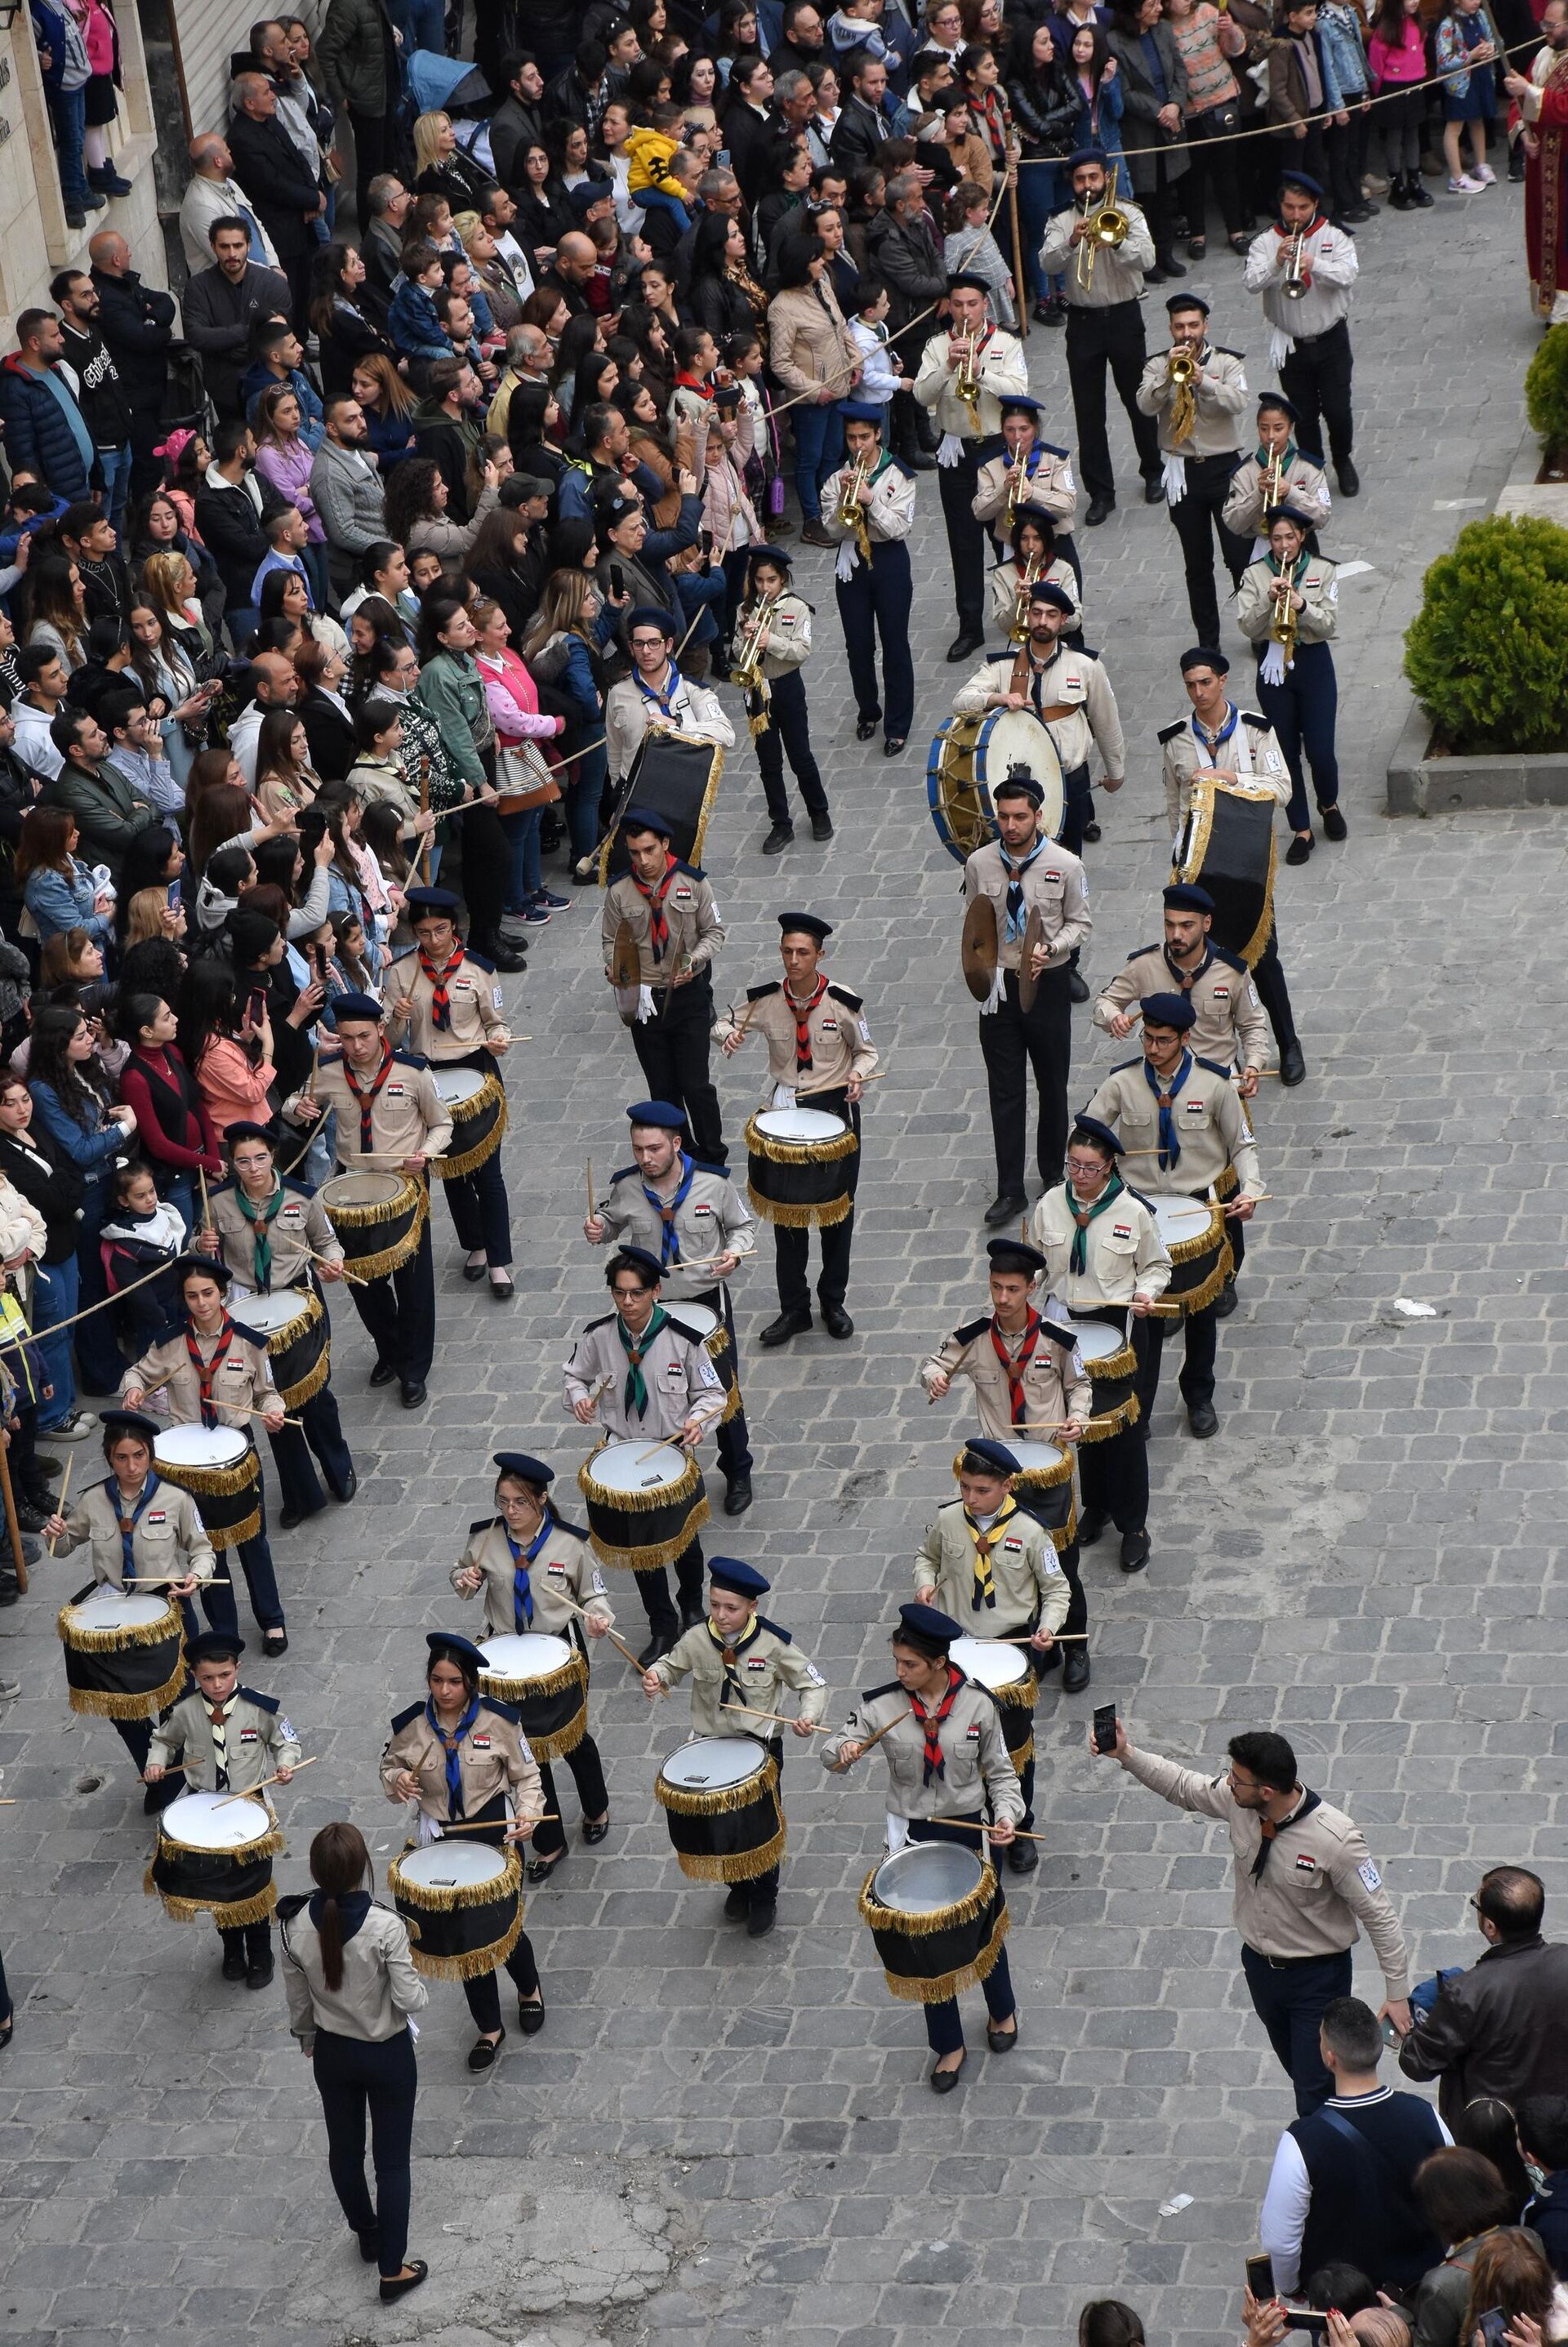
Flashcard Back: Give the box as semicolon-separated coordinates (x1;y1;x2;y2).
990;1308;1042;1427
973;87;1007;161
787;975;828;1071
342;1039;395;1152
908;1664;963;1784
1274;212;1324;290
417;942;466;1031
674;369;714;402
632;852;679;962
185;1314;235;1429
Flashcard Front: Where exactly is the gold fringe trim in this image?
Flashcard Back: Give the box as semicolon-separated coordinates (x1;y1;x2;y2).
158;1822;284;1863
1151;1238;1234;1319
1163;1207;1224;1267
1212;1162;1239;1203
657;1751;779;1817
143;1867;279;1928
859;1855;998;1938
390;1839;522;1911
951;1447;1072;1493
869;1918;1011;2004
248;1292;332;1411
57;1599;180;1653
1078;1391;1142;1444
253;1294;321;1355
483;1649;586;1705
433;1079;507;1181
157;1453;261;1500
986;1668;1037;1710
746;1185;853;1229
66;1654;187;1721
1050;1501;1077;1556
702;1324;732;1367
403;1905;524;1982
1083;1340;1138;1383
671;1819;786;1884
585;1496;711;1571
198;1502;264;1553
746;710;769;742
718;1378;742;1426
1008;1730;1036;1770
528;1707;587;1763
579;1443;702;1516
744;1118;859;1165
328;1182;427;1279
274;1343;331;1412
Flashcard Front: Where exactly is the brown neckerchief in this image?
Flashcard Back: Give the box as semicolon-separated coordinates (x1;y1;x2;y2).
1008;643;1079;724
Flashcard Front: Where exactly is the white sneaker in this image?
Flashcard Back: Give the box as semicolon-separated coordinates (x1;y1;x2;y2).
1448;173;1484;192
1473;163;1496;185
40;1410;96;1441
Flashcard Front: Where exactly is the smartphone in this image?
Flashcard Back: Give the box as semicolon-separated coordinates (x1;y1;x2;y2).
1381;2015;1403;2048
1092;1703;1118;1755
715;146;730;167
699;527;714;574
610;561;626;599
1245;2256;1276;2304
1477;2314;1508;2347
1287;2317;1328;2340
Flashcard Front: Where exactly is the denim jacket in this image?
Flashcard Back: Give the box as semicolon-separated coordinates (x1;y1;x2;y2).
1316;0;1370;98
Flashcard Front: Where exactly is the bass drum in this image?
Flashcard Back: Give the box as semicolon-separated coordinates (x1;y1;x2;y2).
926;707;1064;865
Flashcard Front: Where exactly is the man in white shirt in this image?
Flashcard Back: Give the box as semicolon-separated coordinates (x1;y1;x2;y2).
178;133;280;275
11;649;68;780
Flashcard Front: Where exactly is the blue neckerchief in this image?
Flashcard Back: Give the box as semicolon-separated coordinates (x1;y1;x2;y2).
1191;701;1240;759
309;1887;372;1941
1143;1049;1192;1172
425;1692;480;1818
643;1153;696;1268
108;1472;161;1584
635;661;684;724
1000;838;1046;943
506;1515;554;1634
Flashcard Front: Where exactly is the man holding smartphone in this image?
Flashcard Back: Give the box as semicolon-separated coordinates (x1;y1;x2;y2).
1093;1721;1412;2113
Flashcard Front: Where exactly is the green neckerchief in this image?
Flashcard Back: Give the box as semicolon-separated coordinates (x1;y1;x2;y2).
617;1304;670;1418
234;1179;286;1292
1068;1172;1124;1275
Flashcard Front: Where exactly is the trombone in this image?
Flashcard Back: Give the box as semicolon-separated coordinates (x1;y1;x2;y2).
1009;551;1042;644
733;591;776;737
836;452;873;568
1281;226;1309;301
1074;193;1129;293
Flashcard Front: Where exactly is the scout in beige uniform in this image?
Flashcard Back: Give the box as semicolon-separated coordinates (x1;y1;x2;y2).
913;273;1031;661
1236;506;1345;863
987;510;1081;644
715;910;878;1345
145;1628;301;1988
586;1098;756;1516
962;767;1091;1228
451;1450;612;1882
602;804;728;1169
1095;883;1267;1085
1084;991;1263;1440
971;394;1079;582
919;1237;1092;1442
1134;292;1250;648
381;1630;545;2069
1095;1715;1411;2113
734;546;834;856
1222;391;1332;554
603;607;735;789
822;403;917;755
1037;148;1164;525
285;992;452;1411
386;887;514;1298
915;1436;1067;1855
824;1601;1022;2086
953;577;1124;857
564;1245;727;1663
644;1556;826;1940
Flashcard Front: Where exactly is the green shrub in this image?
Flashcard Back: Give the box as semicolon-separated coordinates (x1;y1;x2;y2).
1403;513;1568;751
1526;325;1568;454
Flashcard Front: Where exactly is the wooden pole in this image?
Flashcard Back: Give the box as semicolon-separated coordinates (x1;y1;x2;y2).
418;755;432;885
0;1433;25;1594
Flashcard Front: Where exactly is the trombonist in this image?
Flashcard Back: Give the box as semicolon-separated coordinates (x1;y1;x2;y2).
1037;148;1165;532
1135;294;1251;652
1242;171;1360;500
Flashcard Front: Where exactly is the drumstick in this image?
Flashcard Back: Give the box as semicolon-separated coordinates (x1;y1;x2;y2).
827;1707;912;1773
726;1702;831;1734
45;1455;73;1557
793;1069;887;1100
929;1814;1050;1844
225;1401;305;1431
428;1814;561;1833
126;1574;234;1585
549;1586;659;1683
304;1245;372;1289
213;1754;319;1808
635;1438;690;1465
586;1155;595;1224
988;1631;1089;1642
198;1169;212;1232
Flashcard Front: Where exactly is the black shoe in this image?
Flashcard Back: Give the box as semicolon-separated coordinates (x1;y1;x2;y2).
278;1506;305;1532
883;737;906;756
14;1502;50;1534
399;1379;427;1409
1157;252;1186;275
1321;803;1348;841
762;822;795;855
760;1308;811;1347
1044;297;1067;327
810;813;834;841
221;1947;248;1982
985;1191;1027;1228
462;1254;488;1280
1143;479;1166;505
381;2261;429;2303
1285;832;1313;866
1213;1277;1239;1320
1084;820;1102;843
1077;1506;1108;1548
1509;146;1527;182
1187;1401;1219;1439
724;1882;752;1920
489;945;528;973
1410;180;1435;208
724;1474;754;1517
1120;1529;1152;1574
987;2015;1020;2050
1033;296;1054;323
489;1272;515;1303
930;2055;966;2093
636;1632;675;1668
1339;203;1374;223
1389;175;1415;209
1279;1041;1307;1086
746;1895;777;1939
516;1995;546;2035
1005;1839;1037;1876
246;1953;275;1992
819;1301;853;1339
1144;264;1169;285
467;2028;505;2071
527;1850;564;1884
332;1467;358;1504
582;1815;610;1843
855;717;877;741
1335;459;1360;497
369;1360;397;1387
945;630;983;662
902;446;937;471
1085;493;1115;527
1067;969;1090;1004
679;1598;705;1632
1062;1647;1091;1692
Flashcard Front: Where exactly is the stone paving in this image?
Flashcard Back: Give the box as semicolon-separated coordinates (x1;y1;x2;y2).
0;181;1560;2347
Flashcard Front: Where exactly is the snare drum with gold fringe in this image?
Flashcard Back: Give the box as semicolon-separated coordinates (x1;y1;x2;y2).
858;1840;1009;2004
577;1437;710;1571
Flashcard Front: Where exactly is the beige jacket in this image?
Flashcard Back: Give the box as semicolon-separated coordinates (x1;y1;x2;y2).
604;672;735;790
290;1049;453;1170
822;451;917;550
563;1309;727;1445
595;1160;755;1303
963;835;1092;974
1038;197;1156;309
602;861;725;986
1135;343;1250;458
381;1695;545;1828
122;1322;275;1427
149;1686;302;1788
1222;449;1332;544
1027;1181;1171;1309
972;443;1078;531
450;1512;614;1640
52;1473;216;1590
1094;942;1269;1075
913;324;1030;439
385;945;510;1060
987;555;1082;638
712;974;877;1101
1082;1055;1263;1202
767;278;860;399
283;1901;428;2048
1160;702;1293;834
207;1176;343;1294
821;1673;1024;1824
1235;553;1339;649
953;644;1125;781
918;1308;1093;1436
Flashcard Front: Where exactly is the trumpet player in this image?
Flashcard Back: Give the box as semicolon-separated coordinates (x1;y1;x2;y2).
987;512;1082;648
1236;506;1344;867
912;271;1029;663
1243;172;1360;497
735;546;834;858
972;394;1081;581
823;402;918;759
1037;147;1164;530
1223;392;1332;556
1135;294;1251;652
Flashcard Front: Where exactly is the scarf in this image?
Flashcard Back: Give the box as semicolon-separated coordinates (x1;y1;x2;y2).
417;941;466;1031
234;1182;285;1292
1163;940;1212;995
908;1664;962;1784
1001;837;1045;943
185;1315;235;1429
990;1309;1042;1427
787;974;828;1071
630;847;679;962
507;1513;553;1632
342;1039;395;1152
425;1691;480;1819
644;1154;695;1268
617;1303;669;1417
308;1886;372;1941
1249;1787;1320;1877
109;1472;160;1585
707;1611;762;1708
1144;1049;1193;1172
207;1690;235;1789
1191;701;1240;761
674;368;715;405
724;261;769;320
963;1495;1018;1611
1069;1172;1124;1274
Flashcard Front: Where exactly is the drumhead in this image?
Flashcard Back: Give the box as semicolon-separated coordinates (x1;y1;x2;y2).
479;1633;574;1678
980;706;1057;778
755;1108;846;1143
952;1635;1028;1691
1009;1441;1064;1475
154;1423;250;1470
661;1735;767;1791
163;1790;271;1850
871;1840;985;1913
433;1067;488;1109
590;1439;688;1495
400;1842;509;1890
1073;1322;1127;1364
323;1171;404;1209
231;1286;314;1337
670;1303;718;1340
1152;1199;1212;1245
65;1588;169;1632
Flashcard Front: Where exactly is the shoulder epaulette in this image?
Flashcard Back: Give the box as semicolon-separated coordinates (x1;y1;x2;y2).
390;945;416;964
389;1699;423;1733
953;1313;991;1345
1239;709;1270;728
281;1174;316;1200
1076;645;1101;663
826;982;862;1011
390;1047;429;1069
1157;719;1187;744
466;949;496;973
960;1674;1001;1710
885;453;915;479
609;1162;639;1183
674;857;705;880
1125;940;1162;961
662;1310;702;1343
546;1513;589;1541
1110;1057;1140;1075
149;1315;185;1345
1040;439;1070;458
468;1515;501;1536
688;1157;730;1178
583;1311;615;1333
1043;1318;1081;1352
1196;1056;1231;1079
746;981;781;1003
209;1175;237;1200
1243;554;1271;574
1211;945;1246;972
239;1685;280;1712
480;1695;522;1724
755;1614;793;1645
862;1677;902;1703
1214;344;1245;359
1125;1181;1157;1212
974;432;1005;462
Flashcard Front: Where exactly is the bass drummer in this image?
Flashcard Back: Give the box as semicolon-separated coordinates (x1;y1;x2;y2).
120;1255;291;1657
449;1451;613;1886
198;1122;356;1530
951;577;1125;862
386;887;516;1306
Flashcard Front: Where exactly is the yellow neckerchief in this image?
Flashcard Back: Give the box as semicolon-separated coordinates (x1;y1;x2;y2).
961;1494;1018;1610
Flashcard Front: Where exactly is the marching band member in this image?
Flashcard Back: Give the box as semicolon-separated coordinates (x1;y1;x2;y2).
199;1121;356;1530
961;768;1092;1231
603;608;736;791
586;1100;757;1518
381;1631;546;2071
1094;884;1267;1090
1242;171;1360;497
714;912;878;1348
145;1628;301;1990
914;1437;1068;1860
285;994;452;1413
1222;393;1332;555
952;576;1125;857
450;1451;613;1883
1083;992;1263;1440
1235;507;1345;866
1028;1118;1169;1577
1036;148;1164;529
733;546;835;858
563;1246;727;1665
987;512;1083;648
1134;294;1250;652
971;394;1081;580
822;1602;1023;2091
386;887;515;1303
822;402;917;759
601;805;728;1169
641;1556;828;1941
912;272;1030;662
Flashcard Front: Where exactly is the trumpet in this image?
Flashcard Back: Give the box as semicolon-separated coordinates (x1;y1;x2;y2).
1009;551;1043;644
1074;194;1129;292
836;452;873;569
1281;226;1309;301
1166;347;1197;386
1267;571;1298;667
1002;449;1029;530
1166;344;1198;444
1262;447;1286;515
954;332;982;433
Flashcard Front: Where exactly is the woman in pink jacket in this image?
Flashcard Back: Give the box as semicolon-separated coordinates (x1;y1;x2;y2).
473;598;567;928
253;385;330;616
698;399;761;660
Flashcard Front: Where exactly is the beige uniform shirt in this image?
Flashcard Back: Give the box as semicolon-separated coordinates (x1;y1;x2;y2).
1083;1056;1263;1202
953;644;1125;782
1095;942;1268;1075
1038;197;1156;309
1236;553;1339;650
385;946;509;1059
449;1511;614;1641
822;451;918;553
913;324;1031;440
1135;344;1250;458
595;1160;755;1303
563;1308;726;1445
972;441;1078;532
738;588;812;683
964;835;1091;975
1160;703;1293;835
987;555;1082;639
1028;1181;1171;1308
918;1308;1093;1435
122;1320;276;1428
207;1176;343;1295
821;1672;1024;1824
52;1472;216;1590
149;1686;302;1789
1120;1741;1411;1994
604;670;735;788
649;1613;829;1738
295;1048;453;1170
381;1695;545;1828
283;1901;428;2049
603;862;724;989
915;1496;1068;1637
1222;449;1333;545
713;975;877;1103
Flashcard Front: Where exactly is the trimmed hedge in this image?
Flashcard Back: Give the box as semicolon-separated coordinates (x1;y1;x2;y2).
1404;513;1568;751
1526;325;1568;457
